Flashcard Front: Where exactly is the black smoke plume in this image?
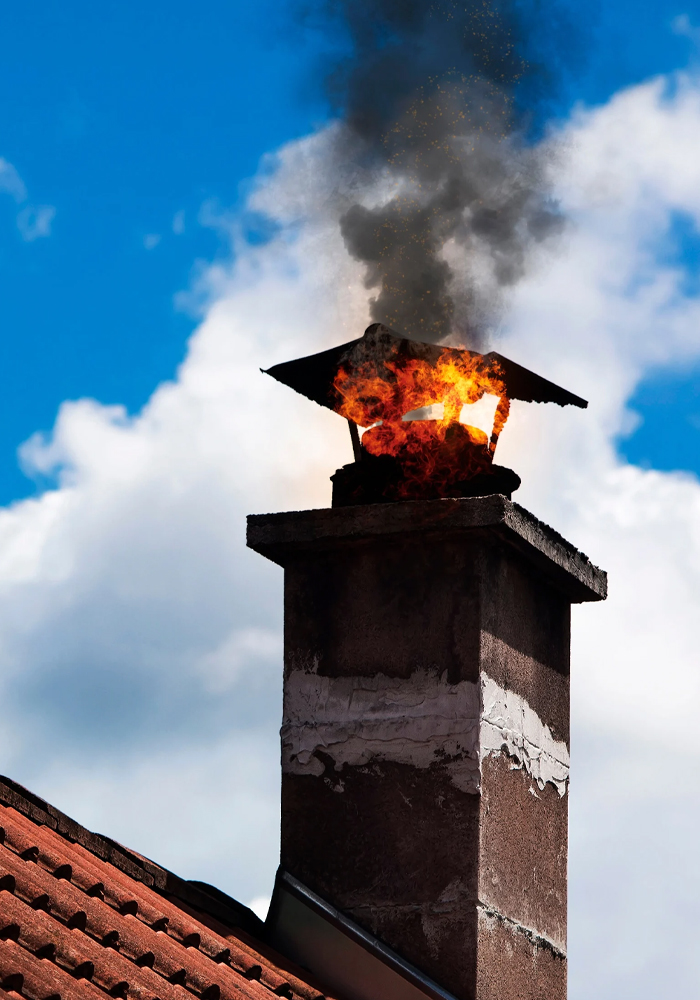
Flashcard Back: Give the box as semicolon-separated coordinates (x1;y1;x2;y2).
314;0;571;346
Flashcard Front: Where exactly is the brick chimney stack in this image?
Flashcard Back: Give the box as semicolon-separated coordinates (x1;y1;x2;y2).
247;495;606;1000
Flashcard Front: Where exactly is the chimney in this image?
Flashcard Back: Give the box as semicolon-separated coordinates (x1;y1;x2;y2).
249;324;606;999
247;495;606;1000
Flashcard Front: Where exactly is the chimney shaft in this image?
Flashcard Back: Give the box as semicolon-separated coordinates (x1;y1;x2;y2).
247;496;606;1000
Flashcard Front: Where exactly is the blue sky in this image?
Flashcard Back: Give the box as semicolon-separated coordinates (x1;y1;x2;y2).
0;1;328;502
1;0;699;504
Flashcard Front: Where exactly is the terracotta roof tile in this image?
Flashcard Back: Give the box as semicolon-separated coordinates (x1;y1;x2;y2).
0;785;340;1000
0;938;106;1000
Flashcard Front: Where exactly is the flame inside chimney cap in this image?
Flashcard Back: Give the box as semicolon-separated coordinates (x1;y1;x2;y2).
263;323;587;420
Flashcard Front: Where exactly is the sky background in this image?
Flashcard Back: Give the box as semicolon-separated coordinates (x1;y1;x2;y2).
1;0;700;504
2;3;700;998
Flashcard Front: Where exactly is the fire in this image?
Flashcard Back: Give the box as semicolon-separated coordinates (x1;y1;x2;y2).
265;319;587;505
333;344;511;496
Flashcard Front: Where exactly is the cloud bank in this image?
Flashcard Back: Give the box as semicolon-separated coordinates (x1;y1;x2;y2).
1;72;700;997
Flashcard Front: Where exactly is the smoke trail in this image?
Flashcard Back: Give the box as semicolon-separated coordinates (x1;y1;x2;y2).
315;0;570;346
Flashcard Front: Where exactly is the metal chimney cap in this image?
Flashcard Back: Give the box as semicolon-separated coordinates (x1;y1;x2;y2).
262;322;588;418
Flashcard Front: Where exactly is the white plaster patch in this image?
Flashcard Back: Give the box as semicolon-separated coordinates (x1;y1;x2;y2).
282;670;482;789
282;670;570;795
480;676;570;796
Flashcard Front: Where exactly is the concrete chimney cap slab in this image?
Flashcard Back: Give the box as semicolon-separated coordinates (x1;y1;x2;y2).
247;495;607;604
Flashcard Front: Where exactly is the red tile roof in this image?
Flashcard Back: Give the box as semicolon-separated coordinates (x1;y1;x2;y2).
0;778;339;1000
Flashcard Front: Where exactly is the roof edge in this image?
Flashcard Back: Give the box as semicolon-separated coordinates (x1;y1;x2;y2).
267;870;460;1000
0;775;264;939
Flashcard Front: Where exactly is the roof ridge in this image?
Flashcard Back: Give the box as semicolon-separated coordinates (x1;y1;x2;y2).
0;776;264;940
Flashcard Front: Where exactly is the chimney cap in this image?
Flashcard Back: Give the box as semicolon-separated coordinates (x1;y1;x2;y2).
263;323;588;420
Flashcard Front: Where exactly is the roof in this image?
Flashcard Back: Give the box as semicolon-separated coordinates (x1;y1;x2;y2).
0;776;339;1000
263;323;588;420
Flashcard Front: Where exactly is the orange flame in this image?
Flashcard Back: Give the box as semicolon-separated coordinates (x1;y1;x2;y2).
333;347;510;496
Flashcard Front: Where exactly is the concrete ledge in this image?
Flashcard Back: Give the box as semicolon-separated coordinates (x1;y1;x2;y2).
246;496;607;604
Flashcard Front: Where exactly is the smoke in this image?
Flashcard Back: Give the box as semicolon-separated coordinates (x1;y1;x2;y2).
314;0;571;346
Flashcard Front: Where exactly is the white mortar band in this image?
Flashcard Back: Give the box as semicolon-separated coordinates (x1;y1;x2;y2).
480;675;569;795
282;669;569;796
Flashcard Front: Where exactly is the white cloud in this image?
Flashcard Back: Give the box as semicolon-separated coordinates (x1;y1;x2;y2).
1;72;700;997
36;732;280;904
143;233;161;250
0;157;55;243
672;12;700;47
17;204;55;242
172;209;185;235
0;158;27;203
247;895;271;921
195;627;282;694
